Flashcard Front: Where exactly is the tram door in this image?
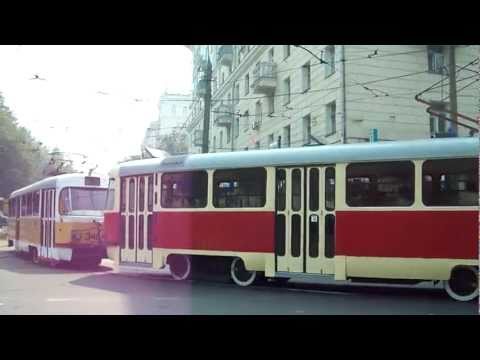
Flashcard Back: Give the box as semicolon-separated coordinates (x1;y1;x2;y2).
120;175;153;264
41;189;56;258
275;167;336;274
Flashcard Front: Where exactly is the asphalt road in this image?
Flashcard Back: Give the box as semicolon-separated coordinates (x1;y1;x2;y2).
0;244;477;315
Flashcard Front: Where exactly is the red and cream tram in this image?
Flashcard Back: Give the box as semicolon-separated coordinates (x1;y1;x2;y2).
104;137;479;301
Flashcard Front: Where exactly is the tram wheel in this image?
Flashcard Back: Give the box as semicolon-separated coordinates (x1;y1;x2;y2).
444;266;479;302
169;254;193;281
230;257;257;287
30;247;40;265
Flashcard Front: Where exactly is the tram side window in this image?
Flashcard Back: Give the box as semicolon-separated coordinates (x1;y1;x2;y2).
21;195;27;216
33;191;40;216
120;178;126;212
161;171;208;208
105;178;115;211
213;168;266;208
26;193;33;216
422;158;478;206
346;161;414;207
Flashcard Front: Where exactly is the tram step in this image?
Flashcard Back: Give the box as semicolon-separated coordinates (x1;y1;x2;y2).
118;263;171;276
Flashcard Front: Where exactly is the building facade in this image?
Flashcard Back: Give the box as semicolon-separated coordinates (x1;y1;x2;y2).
185;45;479;153
143;92;192;149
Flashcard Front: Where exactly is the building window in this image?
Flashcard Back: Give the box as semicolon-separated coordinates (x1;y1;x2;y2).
234;83;240;104
422;158;478;206
243;110;249;131
303;114;311;145
302;61;311;92
283;77;291;105
234;117;240;138
213;136;217;152
213;168;266;208
268;47;274;62
255;141;260;149
254;101;262;129
346;161;415;207
268;133;274;148
161;171;207;208
326;101;336;135
325;45;335;78
427;46;445;74
219;131;224;149
283;125;291;147
226;127;231;144
283;45;291;59
430;114;448;137
267;94;275;114
244;73;250;95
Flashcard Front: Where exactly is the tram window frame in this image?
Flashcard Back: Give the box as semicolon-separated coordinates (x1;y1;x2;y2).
120;178;126;212
291;169;302;211
21;195;27;216
27;193;33;216
422;158;478;207
148;175;154;211
276;169;286;211
139;177;145;212
309;168;319;211
346;161;415;207
33;191;40;216
128;178;135;212
213;167;266;208
325;167;335;211
105;178;115;211
161;171;208;209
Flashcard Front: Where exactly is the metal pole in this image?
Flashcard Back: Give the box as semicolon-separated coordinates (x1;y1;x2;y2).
340;45;347;143
202;51;212;153
448;46;458;135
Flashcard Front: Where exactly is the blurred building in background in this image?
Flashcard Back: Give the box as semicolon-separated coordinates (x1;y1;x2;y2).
143;92;191;149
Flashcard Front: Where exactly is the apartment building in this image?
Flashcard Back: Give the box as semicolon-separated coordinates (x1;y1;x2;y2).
186;45;479;153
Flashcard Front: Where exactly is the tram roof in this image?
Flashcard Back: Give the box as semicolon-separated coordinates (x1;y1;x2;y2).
115;137;479;177
10;173;108;199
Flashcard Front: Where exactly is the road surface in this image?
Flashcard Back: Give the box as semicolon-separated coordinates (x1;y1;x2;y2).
0;244;477;315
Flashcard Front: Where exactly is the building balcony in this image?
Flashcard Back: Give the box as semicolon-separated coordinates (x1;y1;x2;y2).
252;62;277;94
214;104;233;127
217;45;233;66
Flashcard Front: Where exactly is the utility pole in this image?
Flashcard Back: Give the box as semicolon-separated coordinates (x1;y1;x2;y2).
448;45;458;135
202;53;212;154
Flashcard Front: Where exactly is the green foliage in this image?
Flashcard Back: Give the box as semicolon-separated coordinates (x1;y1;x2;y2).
0;92;68;198
155;129;188;155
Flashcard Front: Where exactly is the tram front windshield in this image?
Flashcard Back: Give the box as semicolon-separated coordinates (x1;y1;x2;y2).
59;187;107;216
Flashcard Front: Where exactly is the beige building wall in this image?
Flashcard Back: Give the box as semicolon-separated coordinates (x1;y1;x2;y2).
186;45;479;153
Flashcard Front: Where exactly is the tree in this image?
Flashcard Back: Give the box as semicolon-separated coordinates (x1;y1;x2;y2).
155;129;188;155
0;92;75;198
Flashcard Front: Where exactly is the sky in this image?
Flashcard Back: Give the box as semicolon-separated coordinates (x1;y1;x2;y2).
0;45;193;174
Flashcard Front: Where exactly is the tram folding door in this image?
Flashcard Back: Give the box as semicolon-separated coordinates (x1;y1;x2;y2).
40;189;56;258
275;167;336;275
120;175;153;264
